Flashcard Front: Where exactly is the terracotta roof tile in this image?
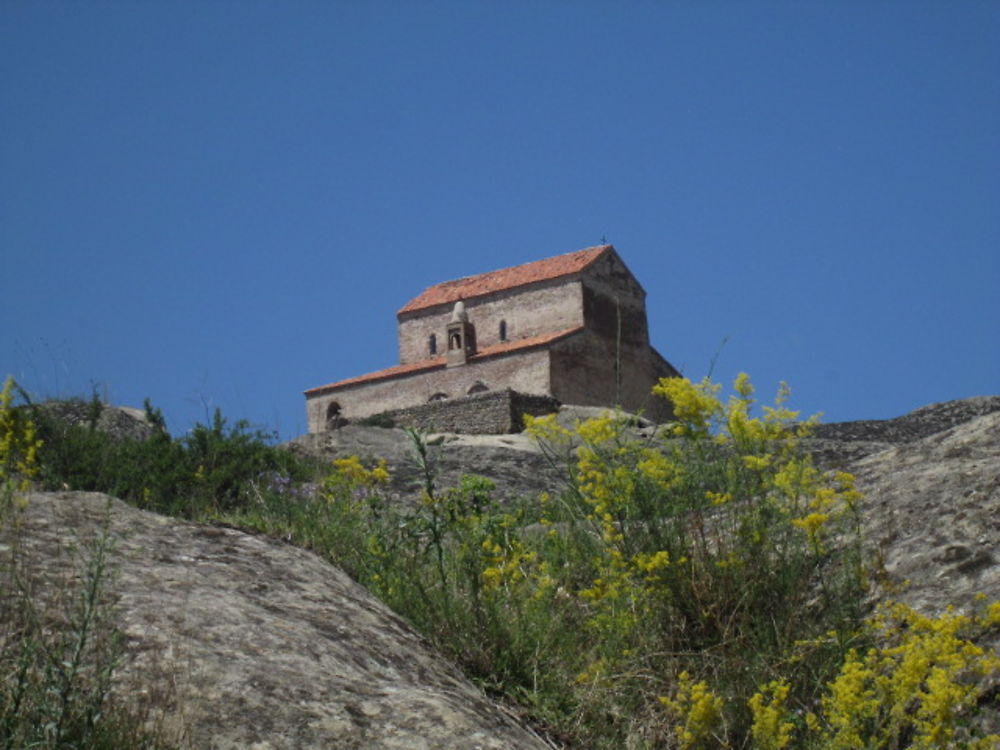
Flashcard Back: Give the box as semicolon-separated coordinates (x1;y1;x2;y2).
474;325;582;359
304;357;447;395
397;245;612;315
304;326;584;395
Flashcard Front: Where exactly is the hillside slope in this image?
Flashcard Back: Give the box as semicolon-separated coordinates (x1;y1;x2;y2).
4;396;998;746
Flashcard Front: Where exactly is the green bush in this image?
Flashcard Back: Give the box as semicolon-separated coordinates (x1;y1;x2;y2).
29;397;316;519
356;411;396;428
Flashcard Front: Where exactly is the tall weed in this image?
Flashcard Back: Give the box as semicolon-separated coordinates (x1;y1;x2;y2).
1;376;174;749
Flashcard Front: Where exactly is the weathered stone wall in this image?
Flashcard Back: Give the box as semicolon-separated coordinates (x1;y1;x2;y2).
580;251;651;348
306;331;676;433
379;389;561;434
396;277;584;365
306;349;553;432
548;330;676;423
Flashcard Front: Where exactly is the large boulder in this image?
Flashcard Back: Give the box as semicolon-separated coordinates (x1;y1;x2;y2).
849;408;1000;634
1;491;551;750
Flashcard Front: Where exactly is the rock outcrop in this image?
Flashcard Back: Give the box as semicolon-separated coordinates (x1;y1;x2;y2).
849;408;1000;639
296;397;1000;626
5;396;998;746
2;492;551;750
288;424;567;502
285;405;656;502
804;395;1000;469
805;397;1000;652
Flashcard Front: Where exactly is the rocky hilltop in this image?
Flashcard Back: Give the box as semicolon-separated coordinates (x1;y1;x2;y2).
5;396;999;747
295;396;1000;639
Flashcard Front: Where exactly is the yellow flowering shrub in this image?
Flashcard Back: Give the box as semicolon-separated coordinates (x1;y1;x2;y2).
738;600;1000;749
295;376;1000;749
748;680;794;750
323;455;390;495
0;376;43;495
523;374;871;743
479;534;537;594
816;601;1000;749
300;376;1000;749
659;671;725;749
653;376;723;437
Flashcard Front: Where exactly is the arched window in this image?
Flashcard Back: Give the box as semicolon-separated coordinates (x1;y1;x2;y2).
429;333;437;355
325;402;342;429
467;382;489;395
428;392;449;402
499;319;507;341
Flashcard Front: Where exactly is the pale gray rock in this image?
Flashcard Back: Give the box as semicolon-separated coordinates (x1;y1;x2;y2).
2;491;552;750
844;405;1000;734
850;410;1000;629
796;396;1000;627
804;395;1000;469
814;395;1000;444
286;404;656;503
288;426;568;502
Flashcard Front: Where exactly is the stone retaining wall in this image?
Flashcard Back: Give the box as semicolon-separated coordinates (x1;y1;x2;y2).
373;389;560;434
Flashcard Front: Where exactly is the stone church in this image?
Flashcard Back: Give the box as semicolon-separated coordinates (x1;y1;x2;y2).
304;244;679;432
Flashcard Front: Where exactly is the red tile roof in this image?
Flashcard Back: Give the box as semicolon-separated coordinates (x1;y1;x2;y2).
397;244;613;315
304;325;584;396
304;357;448;395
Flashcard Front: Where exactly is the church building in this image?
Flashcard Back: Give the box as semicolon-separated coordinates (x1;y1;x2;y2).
304;244;679;432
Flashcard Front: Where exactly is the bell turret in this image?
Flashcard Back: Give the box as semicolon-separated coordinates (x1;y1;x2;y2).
446;300;476;367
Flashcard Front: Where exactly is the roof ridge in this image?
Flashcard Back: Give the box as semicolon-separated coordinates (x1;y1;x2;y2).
397;244;612;315
430;244;610;289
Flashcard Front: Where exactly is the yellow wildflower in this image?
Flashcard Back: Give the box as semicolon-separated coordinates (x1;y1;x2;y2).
659;671;724;750
749;680;794;750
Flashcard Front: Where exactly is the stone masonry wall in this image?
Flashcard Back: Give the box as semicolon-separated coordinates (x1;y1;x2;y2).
580;251;650;348
548;330;676;423
377;389;561;435
396;278;584;365
306;348;553;433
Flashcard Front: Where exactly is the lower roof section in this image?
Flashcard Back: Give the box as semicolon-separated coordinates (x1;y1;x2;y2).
304;326;584;397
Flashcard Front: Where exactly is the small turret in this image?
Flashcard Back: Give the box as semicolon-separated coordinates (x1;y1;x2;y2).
446;300;476;367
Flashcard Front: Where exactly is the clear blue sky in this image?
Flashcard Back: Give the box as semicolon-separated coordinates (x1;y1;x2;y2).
2;1;998;439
